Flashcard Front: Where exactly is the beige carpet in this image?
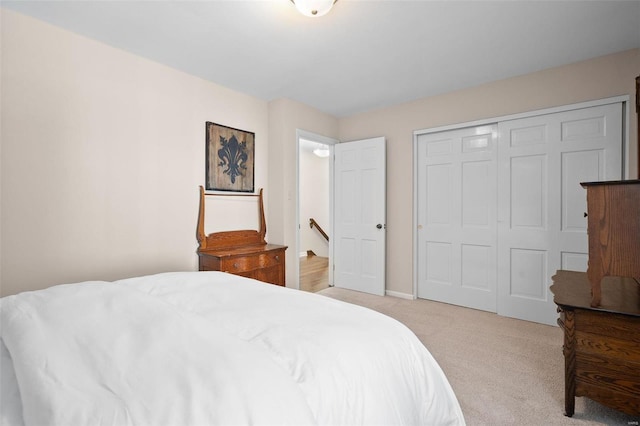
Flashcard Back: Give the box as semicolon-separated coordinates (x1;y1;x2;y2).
318;286;640;426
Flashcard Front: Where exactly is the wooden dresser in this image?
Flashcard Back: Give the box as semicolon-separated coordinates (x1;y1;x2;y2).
196;186;287;286
551;270;640;417
581;180;640;307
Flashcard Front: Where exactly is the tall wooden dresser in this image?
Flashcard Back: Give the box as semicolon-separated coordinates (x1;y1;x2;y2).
551;179;640;417
196;186;287;286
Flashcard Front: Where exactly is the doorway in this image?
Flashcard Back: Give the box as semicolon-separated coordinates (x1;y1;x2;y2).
297;130;336;292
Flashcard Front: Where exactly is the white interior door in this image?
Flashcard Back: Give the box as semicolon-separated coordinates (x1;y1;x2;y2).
334;137;386;296
416;125;498;311
497;103;622;325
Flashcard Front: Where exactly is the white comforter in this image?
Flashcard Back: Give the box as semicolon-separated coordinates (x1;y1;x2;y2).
1;271;464;425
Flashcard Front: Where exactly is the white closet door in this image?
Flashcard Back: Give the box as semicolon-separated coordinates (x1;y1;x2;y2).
497;103;622;325
417;125;498;312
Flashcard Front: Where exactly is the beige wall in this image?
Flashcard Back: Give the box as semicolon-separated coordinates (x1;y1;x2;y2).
2;9;637;298
338;48;640;296
267;99;338;288
0;10;271;296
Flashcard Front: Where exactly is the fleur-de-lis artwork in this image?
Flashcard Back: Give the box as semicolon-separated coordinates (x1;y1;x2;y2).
218;134;247;184
206;122;255;192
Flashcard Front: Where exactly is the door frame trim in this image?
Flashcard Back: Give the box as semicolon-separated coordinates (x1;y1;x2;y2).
412;95;631;298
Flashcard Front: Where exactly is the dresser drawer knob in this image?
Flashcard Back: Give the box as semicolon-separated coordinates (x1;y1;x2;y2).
233;263;239;269
275;255;279;261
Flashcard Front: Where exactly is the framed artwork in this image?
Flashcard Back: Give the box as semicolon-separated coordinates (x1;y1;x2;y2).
636;75;639;177
205;122;255;192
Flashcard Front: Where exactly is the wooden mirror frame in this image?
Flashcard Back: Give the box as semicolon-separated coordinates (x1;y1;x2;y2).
196;186;266;251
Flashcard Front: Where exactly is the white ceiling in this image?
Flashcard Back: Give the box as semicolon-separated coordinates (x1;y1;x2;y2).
3;1;639;117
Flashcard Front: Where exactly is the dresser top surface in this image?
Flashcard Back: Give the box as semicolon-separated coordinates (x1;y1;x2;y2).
551;270;640;316
198;243;287;257
580;179;640;187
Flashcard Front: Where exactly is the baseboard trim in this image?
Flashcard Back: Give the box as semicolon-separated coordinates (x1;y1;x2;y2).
385;290;414;300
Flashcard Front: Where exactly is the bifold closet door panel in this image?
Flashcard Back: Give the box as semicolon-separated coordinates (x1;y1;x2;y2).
496;103;622;325
416;125;498;313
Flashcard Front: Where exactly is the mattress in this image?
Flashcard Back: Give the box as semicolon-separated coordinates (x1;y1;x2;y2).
0;271;465;425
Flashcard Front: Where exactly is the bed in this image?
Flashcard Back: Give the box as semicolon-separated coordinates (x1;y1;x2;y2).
1;271;465;425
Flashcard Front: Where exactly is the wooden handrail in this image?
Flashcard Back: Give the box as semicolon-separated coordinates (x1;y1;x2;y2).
309;218;329;242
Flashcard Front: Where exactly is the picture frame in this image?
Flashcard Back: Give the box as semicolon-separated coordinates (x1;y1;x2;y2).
636;75;639;176
205;122;255;193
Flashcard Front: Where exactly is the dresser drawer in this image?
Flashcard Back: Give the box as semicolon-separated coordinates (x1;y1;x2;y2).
575;352;640;386
221;255;259;273
198;244;287;286
575;330;640;362
256;251;284;268
575;352;640;411
221;251;283;273
576;310;640;343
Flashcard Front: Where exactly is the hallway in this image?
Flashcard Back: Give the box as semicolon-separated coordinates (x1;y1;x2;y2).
299;254;329;293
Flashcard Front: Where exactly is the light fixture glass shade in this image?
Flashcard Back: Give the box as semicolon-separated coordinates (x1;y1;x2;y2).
313;147;330;158
292;0;336;17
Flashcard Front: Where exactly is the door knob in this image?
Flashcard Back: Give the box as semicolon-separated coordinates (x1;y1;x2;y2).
376;224;383;229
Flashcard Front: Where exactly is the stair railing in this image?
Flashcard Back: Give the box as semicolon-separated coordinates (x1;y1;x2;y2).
309;218;329;242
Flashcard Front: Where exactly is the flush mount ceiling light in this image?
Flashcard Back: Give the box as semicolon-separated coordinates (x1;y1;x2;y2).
290;0;338;17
